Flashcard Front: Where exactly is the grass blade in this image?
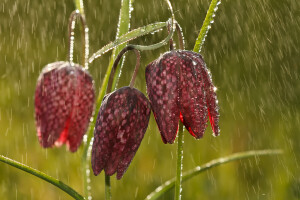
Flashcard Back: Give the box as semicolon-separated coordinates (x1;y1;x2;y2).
88;21;167;63
193;0;221;53
0;155;84;200
145;149;283;200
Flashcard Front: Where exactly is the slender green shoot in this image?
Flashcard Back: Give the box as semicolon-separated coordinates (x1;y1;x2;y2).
145;149;283;200
174;122;184;200
105;174;111;200
0;155;84;200
73;0;85;16
88;22;167;63
193;0;221;53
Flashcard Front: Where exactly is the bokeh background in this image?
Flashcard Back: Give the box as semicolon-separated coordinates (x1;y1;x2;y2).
1;0;300;199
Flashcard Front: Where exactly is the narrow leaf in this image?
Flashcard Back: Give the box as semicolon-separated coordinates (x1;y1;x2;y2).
145;149;283;200
193;0;221;53
88;21;167;63
0;155;84;200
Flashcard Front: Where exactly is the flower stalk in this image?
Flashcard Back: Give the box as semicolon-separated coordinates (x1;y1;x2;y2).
175;122;184;200
105;174;111;200
107;45;140;93
68;10;89;69
173;20;185;200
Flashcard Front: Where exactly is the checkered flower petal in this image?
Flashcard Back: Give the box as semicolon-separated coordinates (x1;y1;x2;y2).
92;87;151;179
34;61;95;152
145;50;220;143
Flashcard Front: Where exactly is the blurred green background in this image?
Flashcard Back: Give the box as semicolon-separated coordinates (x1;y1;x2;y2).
1;0;300;199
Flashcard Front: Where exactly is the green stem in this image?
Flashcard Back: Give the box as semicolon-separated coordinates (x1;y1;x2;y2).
74;0;85;16
81;140;92;200
70;2;91;199
107;46;140;92
68;11;89;69
105;174;111;200
175;122;184;200
175;22;185;50
193;0;221;53
145;149;283;200
0;155;84;200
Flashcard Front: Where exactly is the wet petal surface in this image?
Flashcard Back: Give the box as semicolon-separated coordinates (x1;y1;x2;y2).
176;51;208;138
92;87;151;179
34;61;95;152
145;52;180;144
183;51;220;136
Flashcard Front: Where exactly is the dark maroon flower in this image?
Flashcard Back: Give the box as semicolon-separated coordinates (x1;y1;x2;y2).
92;86;151;179
145;50;219;144
34;61;95;152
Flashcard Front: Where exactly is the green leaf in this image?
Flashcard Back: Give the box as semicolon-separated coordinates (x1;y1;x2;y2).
145;149;283;200
0;155;84;200
193;0;221;53
88;21;167;63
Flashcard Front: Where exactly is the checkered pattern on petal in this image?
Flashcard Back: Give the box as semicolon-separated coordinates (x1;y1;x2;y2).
92;87;151;179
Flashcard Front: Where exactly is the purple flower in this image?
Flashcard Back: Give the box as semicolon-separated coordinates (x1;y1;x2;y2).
145;50;219;144
34;61;95;152
92;86;151;179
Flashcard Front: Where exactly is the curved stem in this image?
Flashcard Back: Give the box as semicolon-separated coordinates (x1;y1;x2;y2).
105;174;111;200
129;49;140;87
0;155;84;200
106;45;140;93
193;0;221;53
168;22;174;51
169;21;185;51
175;121;184;200
81;137;93;200
68;10;89;69
175;22;185;50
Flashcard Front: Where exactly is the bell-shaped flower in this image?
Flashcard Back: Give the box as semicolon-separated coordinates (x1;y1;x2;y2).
145;50;219;144
34;61;95;152
92;86;151;179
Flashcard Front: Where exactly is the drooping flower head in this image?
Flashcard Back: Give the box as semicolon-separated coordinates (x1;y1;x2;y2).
34;61;95;152
145;50;219;144
92;86;151;179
